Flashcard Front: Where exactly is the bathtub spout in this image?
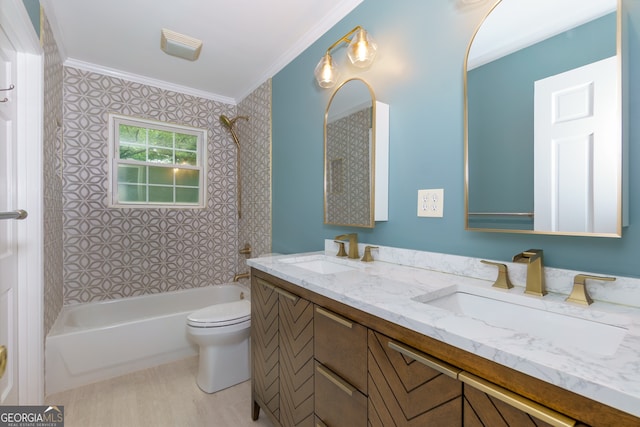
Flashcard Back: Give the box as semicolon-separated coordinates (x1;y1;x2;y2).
233;272;250;282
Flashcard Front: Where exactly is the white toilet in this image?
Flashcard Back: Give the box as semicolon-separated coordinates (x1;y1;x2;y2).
186;299;251;393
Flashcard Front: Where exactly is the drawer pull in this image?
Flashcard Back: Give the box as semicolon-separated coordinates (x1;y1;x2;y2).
257;278;299;302
388;341;461;379
315;306;353;329
256;278;275;291
316;363;355;397
459;372;576;427
274;287;299;303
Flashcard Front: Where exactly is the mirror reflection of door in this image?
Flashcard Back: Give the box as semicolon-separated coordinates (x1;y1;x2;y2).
465;0;621;236
534;56;618;233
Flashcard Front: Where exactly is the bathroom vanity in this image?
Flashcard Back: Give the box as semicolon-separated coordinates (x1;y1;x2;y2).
248;244;640;427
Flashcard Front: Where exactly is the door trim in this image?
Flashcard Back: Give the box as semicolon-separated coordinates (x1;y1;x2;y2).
0;0;44;404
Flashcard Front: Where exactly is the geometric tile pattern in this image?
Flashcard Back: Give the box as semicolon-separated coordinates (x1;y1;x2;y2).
42;11;65;334
325;107;371;226
62;67;243;303
237;80;272;271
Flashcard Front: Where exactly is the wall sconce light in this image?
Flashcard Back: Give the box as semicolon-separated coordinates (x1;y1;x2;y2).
314;26;377;88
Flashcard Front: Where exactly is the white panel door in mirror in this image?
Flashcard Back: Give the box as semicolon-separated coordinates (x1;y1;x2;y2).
534;56;618;234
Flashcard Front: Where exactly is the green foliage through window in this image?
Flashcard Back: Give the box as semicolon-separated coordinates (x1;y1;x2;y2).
111;115;206;207
119;124;198;165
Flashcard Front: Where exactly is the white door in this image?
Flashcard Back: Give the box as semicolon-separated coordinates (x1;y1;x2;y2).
0;23;20;405
534;56;619;233
0;0;44;404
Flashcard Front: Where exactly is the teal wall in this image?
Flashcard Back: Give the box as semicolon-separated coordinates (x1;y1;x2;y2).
467;13;616;229
22;0;40;38
272;0;640;278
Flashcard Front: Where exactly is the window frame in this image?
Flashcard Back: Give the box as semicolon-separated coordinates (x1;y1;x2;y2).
108;113;208;209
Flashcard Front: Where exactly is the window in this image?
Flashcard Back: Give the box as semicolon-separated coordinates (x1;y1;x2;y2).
109;114;207;208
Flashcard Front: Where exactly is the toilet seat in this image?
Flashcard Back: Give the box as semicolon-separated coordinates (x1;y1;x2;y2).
187;300;251;328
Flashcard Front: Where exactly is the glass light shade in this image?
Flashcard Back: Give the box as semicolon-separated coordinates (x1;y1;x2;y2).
314;53;339;88
347;28;377;68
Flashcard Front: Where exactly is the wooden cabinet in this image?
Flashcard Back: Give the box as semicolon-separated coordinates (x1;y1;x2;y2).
251;276;314;427
368;330;463;426
314;306;368;427
314;361;367;427
463;382;556;427
314;305;367;392
460;373;588;427
250;269;638;427
251;276;280;421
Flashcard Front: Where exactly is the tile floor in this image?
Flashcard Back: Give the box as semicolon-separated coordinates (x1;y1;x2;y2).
46;357;274;427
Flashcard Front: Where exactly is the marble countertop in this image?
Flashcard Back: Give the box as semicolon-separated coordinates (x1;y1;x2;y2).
247;242;640;418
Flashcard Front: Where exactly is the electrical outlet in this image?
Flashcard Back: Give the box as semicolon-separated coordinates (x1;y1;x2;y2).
417;189;444;218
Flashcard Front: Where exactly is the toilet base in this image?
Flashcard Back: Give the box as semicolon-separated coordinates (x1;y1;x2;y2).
195;329;250;394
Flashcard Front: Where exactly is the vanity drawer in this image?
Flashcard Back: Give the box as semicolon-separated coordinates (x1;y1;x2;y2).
460;372;581;427
368;331;463;426
314;361;367;427
314;305;367;393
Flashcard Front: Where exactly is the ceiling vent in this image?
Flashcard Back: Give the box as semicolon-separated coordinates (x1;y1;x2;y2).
160;28;203;61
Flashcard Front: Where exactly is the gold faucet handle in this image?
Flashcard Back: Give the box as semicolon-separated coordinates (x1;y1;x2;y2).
566;274;616;306
334;240;347;257
361;246;379;262
481;260;514;289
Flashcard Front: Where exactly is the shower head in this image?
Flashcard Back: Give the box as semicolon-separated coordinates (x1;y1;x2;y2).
220;114;233;129
220;114;249;129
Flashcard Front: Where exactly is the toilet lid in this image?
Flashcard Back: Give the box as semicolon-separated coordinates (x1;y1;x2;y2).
187;300;251;327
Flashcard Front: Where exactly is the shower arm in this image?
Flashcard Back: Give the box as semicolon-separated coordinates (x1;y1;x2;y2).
220;115;249;219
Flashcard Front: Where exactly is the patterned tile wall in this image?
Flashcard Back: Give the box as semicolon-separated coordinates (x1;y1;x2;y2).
42;11;64;334
62;68;241;304
325;108;372;226
237;80;272;271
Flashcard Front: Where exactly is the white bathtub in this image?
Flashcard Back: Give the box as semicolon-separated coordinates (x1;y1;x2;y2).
45;284;249;395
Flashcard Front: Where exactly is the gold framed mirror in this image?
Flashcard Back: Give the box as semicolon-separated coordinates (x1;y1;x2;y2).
464;0;625;237
324;78;389;228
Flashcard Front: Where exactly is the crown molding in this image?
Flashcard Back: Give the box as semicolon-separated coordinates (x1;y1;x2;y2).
44;0;363;103
64;58;237;105
236;0;363;102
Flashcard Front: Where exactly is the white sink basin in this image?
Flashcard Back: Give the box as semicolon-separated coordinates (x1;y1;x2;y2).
414;291;627;356
279;255;356;274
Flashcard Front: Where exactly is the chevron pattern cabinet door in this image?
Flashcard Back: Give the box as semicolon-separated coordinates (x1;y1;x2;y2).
368;331;463;426
251;280;280;421
279;294;314;427
463;384;562;427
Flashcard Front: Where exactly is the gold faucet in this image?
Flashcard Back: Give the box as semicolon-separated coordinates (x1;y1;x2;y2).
334;233;359;259
566;274;616;305
233;272;250;282
512;249;546;296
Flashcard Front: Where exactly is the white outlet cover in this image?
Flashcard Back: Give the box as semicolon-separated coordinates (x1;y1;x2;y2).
417;189;444;218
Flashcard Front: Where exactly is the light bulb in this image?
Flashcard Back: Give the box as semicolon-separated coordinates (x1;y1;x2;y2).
314;53;339;88
348;28;377;68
